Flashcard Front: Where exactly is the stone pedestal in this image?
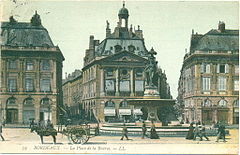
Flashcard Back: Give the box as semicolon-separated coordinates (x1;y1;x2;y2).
144;85;160;97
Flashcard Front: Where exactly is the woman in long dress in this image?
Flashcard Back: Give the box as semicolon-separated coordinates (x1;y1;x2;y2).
150;122;159;139
186;123;194;140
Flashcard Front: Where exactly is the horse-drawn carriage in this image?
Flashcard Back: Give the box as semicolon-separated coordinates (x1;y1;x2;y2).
31;123;99;144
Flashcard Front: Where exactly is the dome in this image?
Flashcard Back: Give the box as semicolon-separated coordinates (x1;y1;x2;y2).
118;4;129;18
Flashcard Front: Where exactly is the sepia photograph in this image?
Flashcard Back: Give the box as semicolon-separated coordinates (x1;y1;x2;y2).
0;0;239;154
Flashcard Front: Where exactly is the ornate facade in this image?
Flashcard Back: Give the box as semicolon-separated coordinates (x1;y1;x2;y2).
178;22;239;125
0;12;64;124
62;70;83;121
80;4;172;122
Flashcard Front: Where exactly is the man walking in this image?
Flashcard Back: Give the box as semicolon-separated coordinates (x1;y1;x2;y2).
120;123;129;140
142;121;147;139
216;124;226;142
193;123;202;141
0;123;5;141
200;123;209;141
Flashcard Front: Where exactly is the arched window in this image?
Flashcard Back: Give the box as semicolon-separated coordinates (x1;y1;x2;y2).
203;99;211;107
119;100;128;107
24;97;34;105
233;99;239;107
218;99;227;107
105;100;115;107
41;98;50;105
7;97;16;105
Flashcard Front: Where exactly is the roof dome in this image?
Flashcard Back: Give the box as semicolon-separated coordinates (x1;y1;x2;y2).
118;3;129;18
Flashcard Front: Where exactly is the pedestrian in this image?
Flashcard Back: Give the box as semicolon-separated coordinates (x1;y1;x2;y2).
30;119;35;129
0;123;5;141
216;124;226;142
142;121;147;139
193;123;202;141
200;123;209;141
150;121;159;139
186;122;194;140
120;123;129;140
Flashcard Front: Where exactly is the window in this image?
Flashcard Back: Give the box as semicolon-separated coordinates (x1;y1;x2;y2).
135;69;143;77
24;98;33;105
40;79;51;92
25;78;34;92
7;97;16;105
128;45;135;52
120;100;128;107
201;64;211;73
202;77;210;91
114;45;122;53
135;80;144;91
120;80;130;92
8;60;17;69
217;64;229;73
235;65;239;74
106;69;113;77
234;100;239;107
234;80;239;91
8;78;17;92
219;99;227;107
26;61;34;70
105;100;115;107
41;60;51;70
41;98;50;105
203;99;211;107
218;76;226;91
105;80;115;91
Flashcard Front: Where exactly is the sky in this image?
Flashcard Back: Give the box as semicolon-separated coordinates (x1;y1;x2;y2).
0;0;239;98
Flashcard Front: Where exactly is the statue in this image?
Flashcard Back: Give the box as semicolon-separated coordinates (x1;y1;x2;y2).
144;48;157;87
31;11;42;26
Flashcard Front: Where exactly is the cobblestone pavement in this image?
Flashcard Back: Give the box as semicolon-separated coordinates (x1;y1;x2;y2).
0;128;238;154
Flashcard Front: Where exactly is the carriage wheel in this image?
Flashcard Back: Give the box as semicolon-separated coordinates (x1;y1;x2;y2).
70;129;89;144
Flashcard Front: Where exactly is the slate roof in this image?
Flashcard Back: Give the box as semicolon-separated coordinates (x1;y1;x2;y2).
1;22;54;47
191;29;239;51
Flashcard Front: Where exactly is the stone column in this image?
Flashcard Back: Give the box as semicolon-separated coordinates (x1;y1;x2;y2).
18;102;23;123
213;109;218;123
227;65;233;95
35;98;40;122
115;68;119;96
130;69;134;96
100;68;105;96
19;59;24;92
195;64;201;95
52;60;57;93
36;59;40;92
51;98;57;125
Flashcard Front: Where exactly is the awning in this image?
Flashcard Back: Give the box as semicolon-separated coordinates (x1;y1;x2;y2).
104;108;116;116
133;109;143;115
119;109;131;116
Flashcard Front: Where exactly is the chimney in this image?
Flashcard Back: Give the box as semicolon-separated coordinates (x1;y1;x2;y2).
218;21;225;32
89;35;94;49
106;20;111;38
135;25;143;39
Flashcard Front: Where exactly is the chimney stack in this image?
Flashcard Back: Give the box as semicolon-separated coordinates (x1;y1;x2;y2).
218;21;225;32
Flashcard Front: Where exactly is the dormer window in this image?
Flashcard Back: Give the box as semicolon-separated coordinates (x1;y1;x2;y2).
128;45;135;52
114;45;122;53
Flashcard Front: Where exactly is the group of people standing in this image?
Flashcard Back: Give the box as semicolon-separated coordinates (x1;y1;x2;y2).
186;122;226;142
120;121;159;140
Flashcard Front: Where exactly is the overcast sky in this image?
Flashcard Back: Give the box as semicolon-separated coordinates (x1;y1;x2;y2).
1;0;239;98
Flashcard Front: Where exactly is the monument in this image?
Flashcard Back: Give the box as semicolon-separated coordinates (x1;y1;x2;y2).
127;48;176;123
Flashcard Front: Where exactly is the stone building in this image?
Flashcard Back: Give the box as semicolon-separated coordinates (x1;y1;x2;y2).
80;4;172;122
0;12;64;124
62;70;83;120
178;22;239;125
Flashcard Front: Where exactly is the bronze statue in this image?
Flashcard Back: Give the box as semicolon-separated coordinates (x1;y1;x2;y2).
144;48;157;87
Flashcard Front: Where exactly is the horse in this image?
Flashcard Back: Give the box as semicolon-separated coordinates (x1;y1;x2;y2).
31;125;57;144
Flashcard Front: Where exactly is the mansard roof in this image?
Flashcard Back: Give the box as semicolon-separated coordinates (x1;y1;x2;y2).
190;29;239;52
95;38;148;57
1;21;54;47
